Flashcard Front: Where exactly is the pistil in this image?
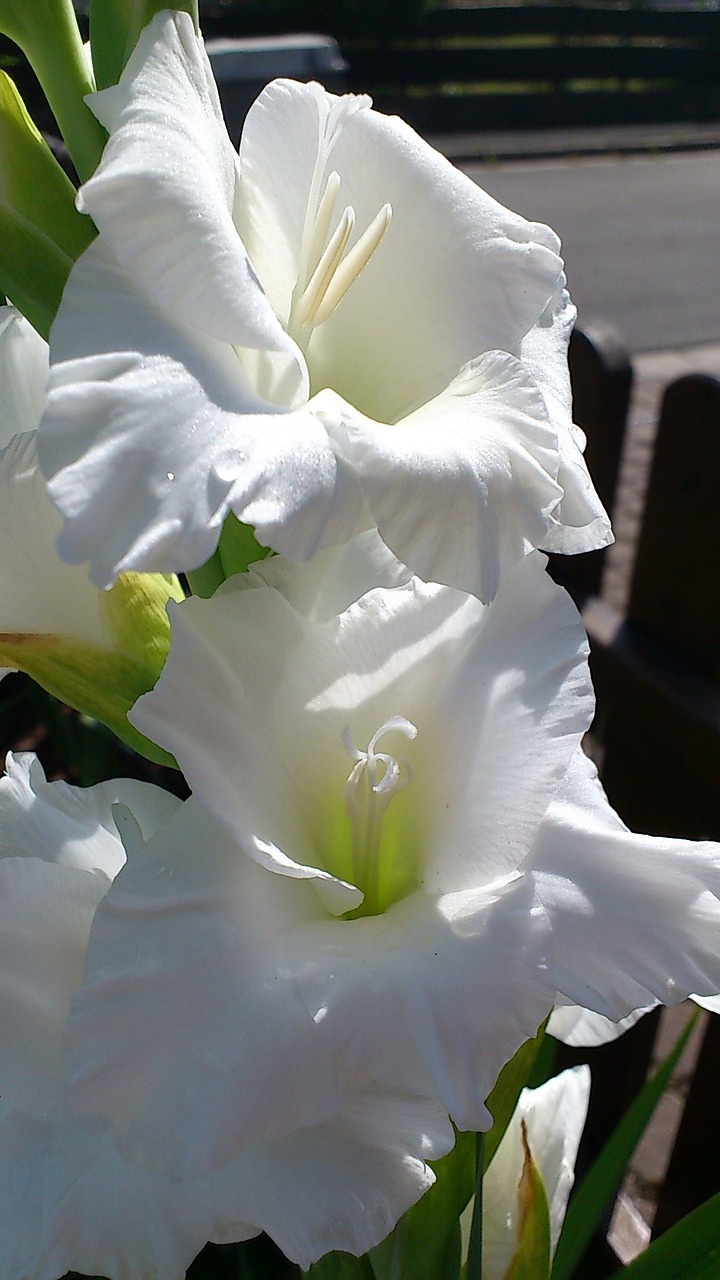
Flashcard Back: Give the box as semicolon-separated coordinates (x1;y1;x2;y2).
342;716;417;915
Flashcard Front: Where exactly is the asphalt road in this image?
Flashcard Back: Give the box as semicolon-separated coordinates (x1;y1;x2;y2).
462;150;720;354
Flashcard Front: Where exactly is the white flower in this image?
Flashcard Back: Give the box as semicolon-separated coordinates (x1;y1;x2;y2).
38;10;610;597
482;1066;590;1279
0;751;453;1278
59;546;720;1185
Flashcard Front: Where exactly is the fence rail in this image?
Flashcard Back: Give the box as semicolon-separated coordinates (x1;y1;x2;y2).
339;5;720;133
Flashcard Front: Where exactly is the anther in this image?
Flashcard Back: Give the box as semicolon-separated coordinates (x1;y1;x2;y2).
311;203;392;326
293;205;356;329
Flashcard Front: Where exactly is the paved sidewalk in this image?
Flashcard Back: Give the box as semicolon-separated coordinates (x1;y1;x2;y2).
431;120;720;165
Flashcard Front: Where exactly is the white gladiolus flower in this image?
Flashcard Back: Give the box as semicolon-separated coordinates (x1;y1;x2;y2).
482;1066;591;1279
38;10;611;597
58;547;720;1186
0;752;453;1278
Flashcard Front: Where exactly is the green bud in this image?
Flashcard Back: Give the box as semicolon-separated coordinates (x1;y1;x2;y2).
0;572;185;767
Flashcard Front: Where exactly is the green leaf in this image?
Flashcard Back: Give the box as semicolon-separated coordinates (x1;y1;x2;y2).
551;1010;699;1280
0;201;72;339
504;1121;552;1280
302;1253;375;1280
0;73;95;261
484;1020;549;1172
218;513;273;580
369;1130;476;1280
90;0;199;91
608;1191;720;1280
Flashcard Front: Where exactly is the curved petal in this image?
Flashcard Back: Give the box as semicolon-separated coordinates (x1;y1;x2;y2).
240;529;412;624
547;1003;653;1048
239;78;564;424
0;754;178;1120
40;242;366;586
0;1089;450;1279
0;751;179;877
66;794;550;1153
422;554;593;893
0;305;48;447
0;432;109;645
329;351;563;600
65;798;343;1176
0;857;103;1120
692;992;720;1015
211;1090;453;1268
81;11;291;357
0;1109;221;1280
293;874;554;1132
531;749;720;1019
522;289;612;555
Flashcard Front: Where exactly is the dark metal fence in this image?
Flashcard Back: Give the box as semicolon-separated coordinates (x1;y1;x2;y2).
339;5;720;134
559;328;720;1273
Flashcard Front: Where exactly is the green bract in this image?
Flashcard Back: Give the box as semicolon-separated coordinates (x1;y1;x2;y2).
0;74;94;336
89;0;199;91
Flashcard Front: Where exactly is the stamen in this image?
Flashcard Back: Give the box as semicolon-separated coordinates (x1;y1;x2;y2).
311;203;393;327
292;205;356;330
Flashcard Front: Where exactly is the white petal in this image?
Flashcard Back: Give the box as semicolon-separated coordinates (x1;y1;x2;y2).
239;78;564;424
329;351;563;600
0;1110;220;1280
81;12;290;357
293;876;554;1133
0;857;103;1119
532;749;720;1018
0;750;180;876
40;242;364;586
212;1090;453;1268
0;755;180;1119
419;553;593;893
0;1089;450;1279
240;529;412;624
548;1003;654;1047
519;288;612;555
65;797;343;1176
482;1066;590;1279
0;432;109;644
692;992;720;1014
0;306;48;447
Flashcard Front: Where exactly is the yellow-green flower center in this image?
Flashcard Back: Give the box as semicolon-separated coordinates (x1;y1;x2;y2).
340;715;418;918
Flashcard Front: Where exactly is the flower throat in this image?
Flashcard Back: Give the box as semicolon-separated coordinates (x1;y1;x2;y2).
341;715;417;918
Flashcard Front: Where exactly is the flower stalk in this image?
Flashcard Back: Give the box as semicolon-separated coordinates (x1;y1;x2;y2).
0;0;106;181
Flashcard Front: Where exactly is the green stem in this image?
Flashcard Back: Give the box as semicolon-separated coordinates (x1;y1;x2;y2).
466;1133;485;1279
0;0;106;180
